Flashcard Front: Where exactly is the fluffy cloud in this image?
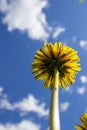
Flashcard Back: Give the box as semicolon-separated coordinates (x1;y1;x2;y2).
60;102;70;112
13;94;49;117
80;40;87;49
76;86;86;95
52;26;66;38
0;120;40;130
80;75;87;84
0;87;49;117
0;0;66;41
0;0;52;41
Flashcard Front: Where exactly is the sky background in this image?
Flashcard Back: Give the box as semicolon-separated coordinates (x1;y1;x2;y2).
0;0;87;130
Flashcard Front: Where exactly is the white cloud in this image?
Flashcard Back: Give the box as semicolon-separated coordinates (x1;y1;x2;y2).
0;87;49;117
52;26;66;38
80;75;87;84
0;0;52;41
65;87;74;94
0;98;14;110
0;86;8;98
80;40;87;49
13;94;49;117
0;0;66;41
85;108;87;112
0;120;40;130
0;86;3;95
76;86;86;95
0;87;13;110
61;86;74;94
60;102;70;112
47;127;49;130
72;36;77;43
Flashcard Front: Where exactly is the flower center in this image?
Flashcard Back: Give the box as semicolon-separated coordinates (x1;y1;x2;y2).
48;59;58;75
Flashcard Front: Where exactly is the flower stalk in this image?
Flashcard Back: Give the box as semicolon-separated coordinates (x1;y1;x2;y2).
50;69;60;130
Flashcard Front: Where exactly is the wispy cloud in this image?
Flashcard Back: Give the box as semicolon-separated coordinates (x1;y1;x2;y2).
13;94;49;117
0;86;3;95
65;87;74;94
79;40;87;49
0;98;14;110
80;75;87;84
0;87;49;117
60;102;70;112
0;120;40;130
76;86;86;95
47;127;49;130
72;36;77;43
0;86;8;98
52;26;66;38
85;108;87;113
0;0;52;41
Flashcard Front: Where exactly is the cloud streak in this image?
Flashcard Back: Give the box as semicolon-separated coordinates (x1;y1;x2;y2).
60;102;70;112
0;87;49;117
0;120;41;130
52;26;65;38
65;87;74;94
72;36;77;43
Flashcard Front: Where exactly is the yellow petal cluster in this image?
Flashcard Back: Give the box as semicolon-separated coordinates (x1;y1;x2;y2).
75;113;87;130
32;42;81;89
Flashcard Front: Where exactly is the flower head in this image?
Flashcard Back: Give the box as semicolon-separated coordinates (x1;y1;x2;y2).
32;42;81;89
75;113;87;130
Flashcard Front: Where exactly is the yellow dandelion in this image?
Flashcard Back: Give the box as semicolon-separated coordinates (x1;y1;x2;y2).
32;42;81;130
32;42;81;89
75;113;87;130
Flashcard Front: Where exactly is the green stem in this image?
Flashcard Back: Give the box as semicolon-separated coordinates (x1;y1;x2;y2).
50;70;60;130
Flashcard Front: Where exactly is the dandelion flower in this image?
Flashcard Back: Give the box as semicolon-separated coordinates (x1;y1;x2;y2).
32;42;81;89
75;113;87;130
32;42;81;130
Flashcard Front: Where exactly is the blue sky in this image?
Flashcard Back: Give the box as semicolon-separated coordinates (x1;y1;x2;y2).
0;0;87;130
